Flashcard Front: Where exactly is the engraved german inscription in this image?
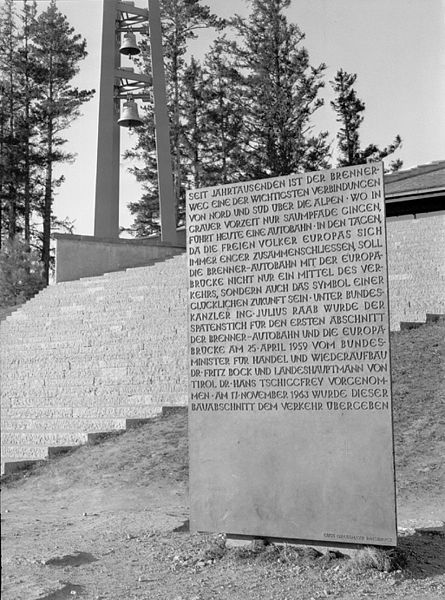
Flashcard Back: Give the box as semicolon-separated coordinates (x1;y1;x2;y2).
188;163;397;547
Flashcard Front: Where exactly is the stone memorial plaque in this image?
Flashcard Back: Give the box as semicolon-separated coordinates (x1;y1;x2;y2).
187;163;397;546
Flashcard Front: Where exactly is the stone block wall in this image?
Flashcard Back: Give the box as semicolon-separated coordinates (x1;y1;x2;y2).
386;212;445;330
55;234;186;283
1;213;444;471
1;254;188;472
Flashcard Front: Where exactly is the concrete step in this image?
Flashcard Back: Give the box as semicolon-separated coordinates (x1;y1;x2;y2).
38;287;187;301
1;328;186;346
0;349;182;365
426;313;445;324
1;331;186;346
1;418;128;432
2;391;187;407
2;324;186;337
2;310;187;329
0;360;186;376
1;354;185;367
399;314;445;331
1;368;186;383
2;458;45;475
5;272;186;303
1;405;164;420
3;311;187;326
2;431;90;446
1;441;87;467
4;383;173;397
58;264;187;287
1;445;50;461
5;300;187;320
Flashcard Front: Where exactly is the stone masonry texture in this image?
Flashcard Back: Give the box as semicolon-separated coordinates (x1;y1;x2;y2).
1;214;444;472
1;254;188;472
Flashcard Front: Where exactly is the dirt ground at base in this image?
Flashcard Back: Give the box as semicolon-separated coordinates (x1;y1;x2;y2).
1;324;445;600
1;411;444;600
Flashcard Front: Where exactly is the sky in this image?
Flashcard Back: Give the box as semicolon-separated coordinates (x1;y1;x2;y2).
19;0;445;235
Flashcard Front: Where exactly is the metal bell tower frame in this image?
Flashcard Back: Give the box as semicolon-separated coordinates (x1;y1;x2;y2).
94;0;177;244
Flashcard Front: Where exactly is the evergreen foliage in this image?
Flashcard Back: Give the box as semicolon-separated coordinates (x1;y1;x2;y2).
0;0;94;282
0;236;45;307
0;0;23;243
180;57;207;189
226;0;330;178
161;0;224;207
31;0;94;281
2;0;406;246
330;68;402;171
199;38;249;186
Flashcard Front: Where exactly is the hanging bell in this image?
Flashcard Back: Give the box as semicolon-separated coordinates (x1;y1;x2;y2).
118;98;143;128
119;31;140;56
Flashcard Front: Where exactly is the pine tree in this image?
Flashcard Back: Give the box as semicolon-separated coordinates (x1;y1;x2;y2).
30;0;94;282
15;0;40;244
126;108;161;236
161;0;224;206
226;0;330;179
0;0;42;247
0;0;93;279
330;68;402;170
199;38;246;186
0;236;45;307
180;57;207;189
0;77;6;247
0;0;20;243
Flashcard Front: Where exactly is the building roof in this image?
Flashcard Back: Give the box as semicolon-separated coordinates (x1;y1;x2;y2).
385;160;445;197
384;160;445;216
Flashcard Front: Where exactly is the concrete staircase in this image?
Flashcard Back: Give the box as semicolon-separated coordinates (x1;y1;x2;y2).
2;218;444;473
0;253;188;474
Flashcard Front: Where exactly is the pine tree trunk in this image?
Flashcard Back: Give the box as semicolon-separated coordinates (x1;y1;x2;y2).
23;21;31;244
42;119;53;284
8;184;16;240
7;43;16;240
219;85;227;184
0;91;5;249
24;106;31;243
